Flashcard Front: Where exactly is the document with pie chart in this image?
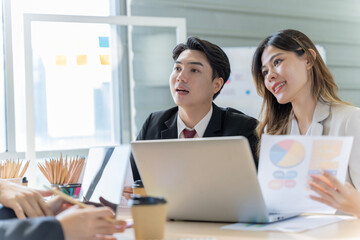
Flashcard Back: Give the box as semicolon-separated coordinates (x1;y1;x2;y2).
258;135;353;214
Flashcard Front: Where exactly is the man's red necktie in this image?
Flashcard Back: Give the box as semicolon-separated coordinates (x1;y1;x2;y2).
183;129;197;138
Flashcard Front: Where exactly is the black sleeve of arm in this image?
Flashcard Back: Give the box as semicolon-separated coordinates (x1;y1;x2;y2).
0;216;64;240
130;152;140;181
247;128;259;170
244;118;259;170
0;206;16;219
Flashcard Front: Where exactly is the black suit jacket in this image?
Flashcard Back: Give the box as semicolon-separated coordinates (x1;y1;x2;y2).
131;103;259;181
0;206;64;240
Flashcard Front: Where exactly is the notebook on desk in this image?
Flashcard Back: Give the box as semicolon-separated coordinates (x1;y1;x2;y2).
131;136;299;223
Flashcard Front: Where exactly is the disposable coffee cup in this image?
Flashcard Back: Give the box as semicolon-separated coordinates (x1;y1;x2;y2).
129;196;167;240
132;180;147;196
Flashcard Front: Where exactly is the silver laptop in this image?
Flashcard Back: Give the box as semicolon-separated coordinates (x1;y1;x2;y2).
131;136;299;223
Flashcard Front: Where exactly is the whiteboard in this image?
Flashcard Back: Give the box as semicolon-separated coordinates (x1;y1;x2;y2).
215;46;326;119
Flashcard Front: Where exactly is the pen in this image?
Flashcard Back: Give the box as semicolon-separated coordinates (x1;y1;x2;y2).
44;186;117;224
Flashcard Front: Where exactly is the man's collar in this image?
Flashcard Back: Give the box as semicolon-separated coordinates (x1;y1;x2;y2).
177;105;213;138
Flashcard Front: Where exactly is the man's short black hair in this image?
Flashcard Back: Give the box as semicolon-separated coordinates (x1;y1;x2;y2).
172;37;231;99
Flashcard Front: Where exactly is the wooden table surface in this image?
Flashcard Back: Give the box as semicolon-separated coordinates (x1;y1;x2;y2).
115;208;360;240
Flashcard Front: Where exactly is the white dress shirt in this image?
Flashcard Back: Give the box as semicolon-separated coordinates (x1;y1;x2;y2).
177;106;213;138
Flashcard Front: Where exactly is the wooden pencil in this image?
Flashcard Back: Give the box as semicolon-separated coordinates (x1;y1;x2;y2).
38;155;85;185
0;159;29;179
20;161;30;178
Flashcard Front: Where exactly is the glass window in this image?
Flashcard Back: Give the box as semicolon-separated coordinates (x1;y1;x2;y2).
10;0;114;151
0;7;6;153
131;26;177;134
27;21;122;151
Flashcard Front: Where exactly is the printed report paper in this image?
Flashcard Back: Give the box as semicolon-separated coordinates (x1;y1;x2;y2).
258;135;353;213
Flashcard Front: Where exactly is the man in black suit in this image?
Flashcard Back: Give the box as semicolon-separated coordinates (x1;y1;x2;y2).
130;37;258;181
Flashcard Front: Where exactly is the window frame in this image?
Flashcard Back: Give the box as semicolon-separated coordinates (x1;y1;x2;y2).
20;13;186;186
0;5;6;153
2;0;16;156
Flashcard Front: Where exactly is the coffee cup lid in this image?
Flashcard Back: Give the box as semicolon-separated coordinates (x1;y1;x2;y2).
132;180;144;188
129;196;166;206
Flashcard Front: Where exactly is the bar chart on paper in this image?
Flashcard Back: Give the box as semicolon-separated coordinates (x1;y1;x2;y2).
270;140;306;168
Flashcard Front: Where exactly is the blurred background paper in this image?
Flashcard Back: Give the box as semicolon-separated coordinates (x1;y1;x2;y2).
87;145;129;203
222;215;353;232
82;145;129;203
81;147;110;198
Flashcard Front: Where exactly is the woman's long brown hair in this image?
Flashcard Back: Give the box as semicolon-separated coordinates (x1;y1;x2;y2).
252;29;348;151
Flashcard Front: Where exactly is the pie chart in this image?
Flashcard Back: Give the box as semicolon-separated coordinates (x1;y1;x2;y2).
270;139;305;168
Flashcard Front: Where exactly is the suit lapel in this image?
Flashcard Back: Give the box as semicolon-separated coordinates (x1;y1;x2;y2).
310;101;330;136
161;111;178;139
203;103;222;137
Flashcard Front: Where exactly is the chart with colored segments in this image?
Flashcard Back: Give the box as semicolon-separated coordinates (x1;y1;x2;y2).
270;139;306;168
258;135;354;214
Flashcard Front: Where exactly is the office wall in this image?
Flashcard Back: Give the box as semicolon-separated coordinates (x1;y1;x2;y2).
130;0;360;134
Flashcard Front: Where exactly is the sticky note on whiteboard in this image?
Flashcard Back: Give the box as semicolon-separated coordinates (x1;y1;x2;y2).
77;55;87;65
99;55;110;65
99;36;110;48
56;55;67;66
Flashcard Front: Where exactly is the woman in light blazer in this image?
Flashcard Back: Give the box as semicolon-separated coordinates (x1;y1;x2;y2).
252;29;360;217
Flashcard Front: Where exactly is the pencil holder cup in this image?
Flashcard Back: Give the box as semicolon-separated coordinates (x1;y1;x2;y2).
56;183;82;199
38;155;85;194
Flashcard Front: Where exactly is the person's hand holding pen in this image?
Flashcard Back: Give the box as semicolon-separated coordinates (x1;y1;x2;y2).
46;187;126;240
56;205;126;240
309;170;360;218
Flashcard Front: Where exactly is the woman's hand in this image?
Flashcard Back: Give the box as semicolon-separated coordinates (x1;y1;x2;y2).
309;170;360;217
0;179;53;218
57;206;126;240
